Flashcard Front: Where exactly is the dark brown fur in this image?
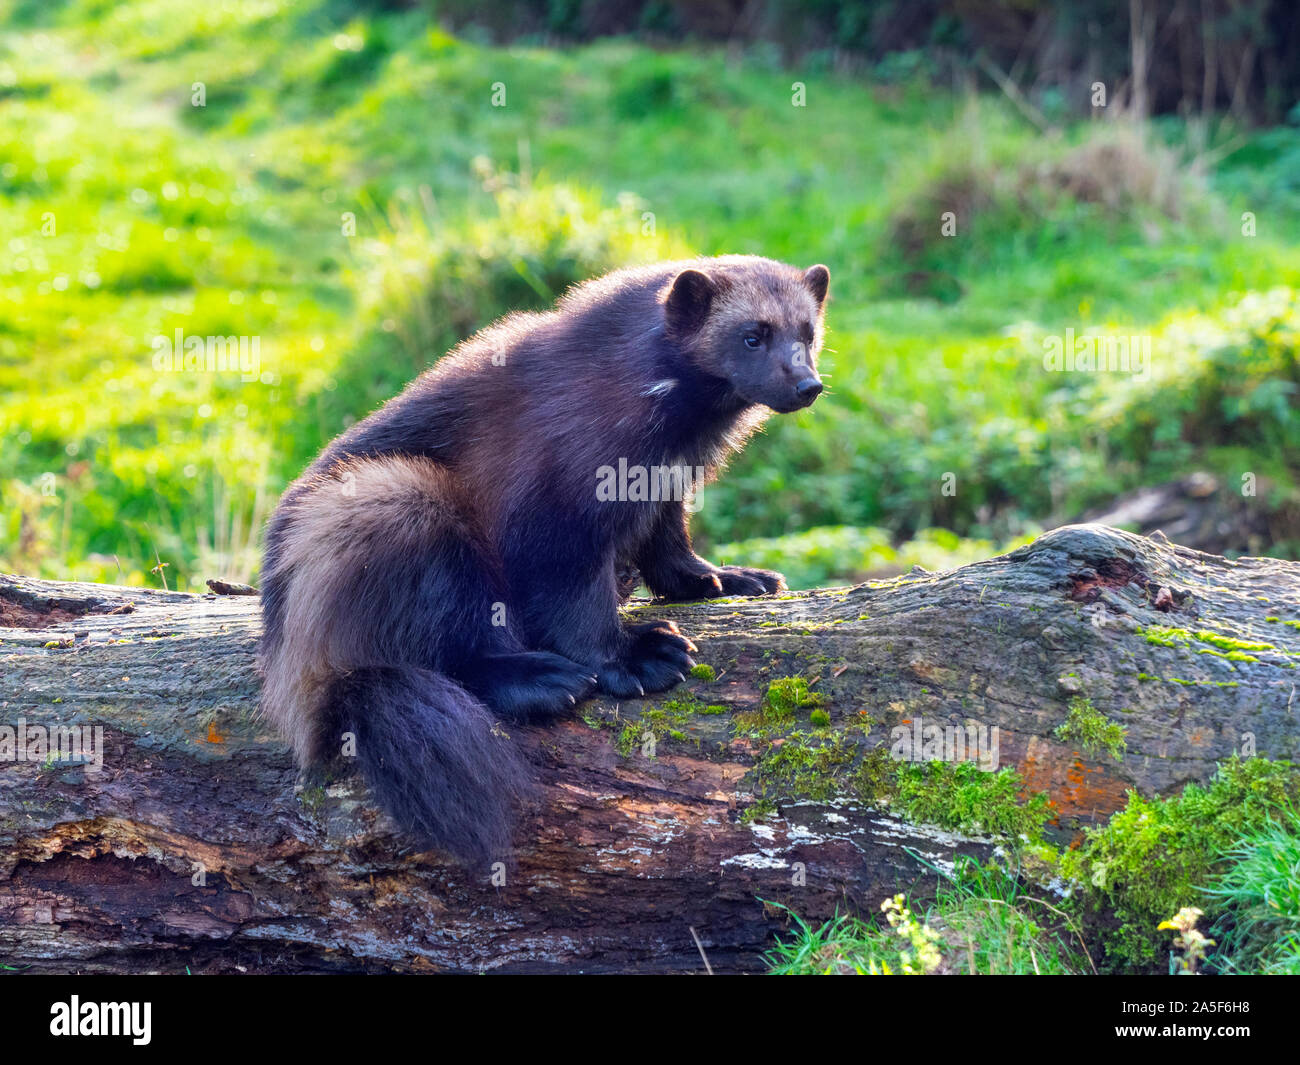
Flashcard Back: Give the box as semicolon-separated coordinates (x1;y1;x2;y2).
260;255;830;861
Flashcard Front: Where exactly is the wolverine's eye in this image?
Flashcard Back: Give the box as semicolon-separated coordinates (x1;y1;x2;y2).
743;334;761;350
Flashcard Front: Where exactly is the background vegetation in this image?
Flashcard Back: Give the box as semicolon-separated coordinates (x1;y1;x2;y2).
2;0;1298;589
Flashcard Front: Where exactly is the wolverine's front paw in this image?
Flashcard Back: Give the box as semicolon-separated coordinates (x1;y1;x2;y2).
650;565;785;601
652;569;725;601
597;621;697;698
714;565;786;596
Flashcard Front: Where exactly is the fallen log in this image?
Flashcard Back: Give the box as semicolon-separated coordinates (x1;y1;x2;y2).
1;524;1298;973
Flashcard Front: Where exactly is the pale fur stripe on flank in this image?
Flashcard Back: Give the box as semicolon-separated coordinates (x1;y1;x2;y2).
260;455;468;763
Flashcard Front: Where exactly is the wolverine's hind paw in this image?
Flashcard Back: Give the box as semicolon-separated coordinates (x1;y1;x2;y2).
597;621;696;698
460;651;597;722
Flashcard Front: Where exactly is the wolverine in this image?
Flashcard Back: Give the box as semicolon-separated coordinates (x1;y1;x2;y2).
260;255;830;861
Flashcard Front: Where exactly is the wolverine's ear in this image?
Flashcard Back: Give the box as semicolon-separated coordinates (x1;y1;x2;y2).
665;269;717;338
804;264;830;306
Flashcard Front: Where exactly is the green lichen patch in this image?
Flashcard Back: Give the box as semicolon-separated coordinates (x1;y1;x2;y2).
615;720;644;758
747;729;1051;841
752;728;889;805
296;784;327;815
1140;624;1278;653
728;678;1051;843
688;663;717;682
763;675;825;717
1139;625;1193;647
734;675;825;737
1053;696;1127;762
1138;624;1294;667
1195;647;1260;663
580;707;613;730
613;693;732;758
893;761;1055;838
1151;675;1238;688
1193;631;1275;653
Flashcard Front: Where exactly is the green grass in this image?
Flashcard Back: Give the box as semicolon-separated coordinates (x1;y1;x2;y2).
767;765;1300;976
2;0;1299;588
1205;809;1300;975
766;855;1090;975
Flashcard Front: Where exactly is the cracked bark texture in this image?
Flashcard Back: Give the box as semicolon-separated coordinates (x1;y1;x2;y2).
1;524;1297;973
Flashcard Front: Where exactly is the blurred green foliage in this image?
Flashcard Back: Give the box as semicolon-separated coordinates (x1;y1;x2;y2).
1;0;1298;589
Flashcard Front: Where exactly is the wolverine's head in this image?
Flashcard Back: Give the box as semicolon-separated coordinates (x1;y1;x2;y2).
662;256;830;414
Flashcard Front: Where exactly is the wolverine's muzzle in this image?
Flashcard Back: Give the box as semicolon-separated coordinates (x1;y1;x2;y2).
795;377;824;406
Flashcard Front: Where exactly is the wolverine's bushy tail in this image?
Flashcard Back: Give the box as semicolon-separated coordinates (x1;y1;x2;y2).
330;665;534;864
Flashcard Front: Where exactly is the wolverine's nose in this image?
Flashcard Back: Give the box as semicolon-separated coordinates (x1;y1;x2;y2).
796;378;824;404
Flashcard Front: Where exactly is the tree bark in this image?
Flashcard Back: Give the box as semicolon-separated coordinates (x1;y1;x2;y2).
1;524;1297;973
